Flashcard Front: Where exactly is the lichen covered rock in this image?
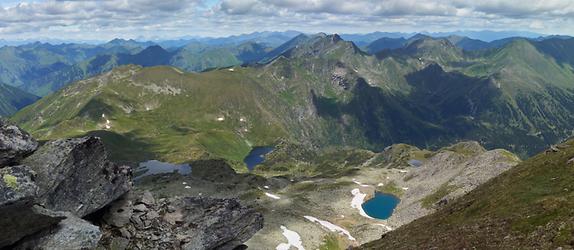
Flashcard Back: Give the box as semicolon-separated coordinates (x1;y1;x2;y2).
22;137;132;217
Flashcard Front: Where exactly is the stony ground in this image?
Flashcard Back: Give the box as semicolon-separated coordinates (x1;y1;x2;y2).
137;142;520;249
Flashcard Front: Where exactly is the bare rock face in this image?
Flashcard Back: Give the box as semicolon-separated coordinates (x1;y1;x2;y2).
0;120;37;167
13;213;102;250
0;165;65;247
99;192;264;250
22;137;132;217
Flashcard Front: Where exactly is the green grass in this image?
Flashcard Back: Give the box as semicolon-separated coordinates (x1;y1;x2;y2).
319;234;345;250
378;181;404;197
360;140;574;249
12;65;287;165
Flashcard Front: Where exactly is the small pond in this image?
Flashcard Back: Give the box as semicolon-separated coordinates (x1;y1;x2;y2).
134;160;192;180
362;192;400;220
408;159;423;167
244;146;274;171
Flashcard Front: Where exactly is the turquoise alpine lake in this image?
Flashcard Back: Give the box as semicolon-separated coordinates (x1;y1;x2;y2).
244;146;274;170
362;192;400;219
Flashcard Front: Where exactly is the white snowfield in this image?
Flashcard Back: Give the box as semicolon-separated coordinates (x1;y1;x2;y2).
351;188;373;219
352;179;371;187
303;216;356;241
276;226;305;250
265;192;281;200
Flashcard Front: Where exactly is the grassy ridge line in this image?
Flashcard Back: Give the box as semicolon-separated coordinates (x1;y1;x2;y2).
359;140;574;249
12;65;288;167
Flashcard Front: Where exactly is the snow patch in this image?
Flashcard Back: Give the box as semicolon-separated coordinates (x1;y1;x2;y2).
375;224;393;231
352;179;370;187
184;186;191;189
398;170;409;173
351;189;373;219
263;186;270;189
377;183;384;187
265;192;281;200
217;116;225;121
276;226;305;250
303;216;356;241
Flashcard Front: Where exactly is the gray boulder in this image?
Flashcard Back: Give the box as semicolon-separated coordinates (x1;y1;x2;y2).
22;137;132;217
0;204;65;248
0;120;37;167
0;166;65;248
180;197;264;250
14;213;102;250
99;193;264;250
0;165;37;207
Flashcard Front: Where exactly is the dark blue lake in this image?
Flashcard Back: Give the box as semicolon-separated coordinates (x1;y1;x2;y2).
134;160;192;180
244;146;274;170
362;192;400;220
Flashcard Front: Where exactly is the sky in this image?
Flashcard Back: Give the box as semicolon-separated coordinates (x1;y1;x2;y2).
0;0;573;41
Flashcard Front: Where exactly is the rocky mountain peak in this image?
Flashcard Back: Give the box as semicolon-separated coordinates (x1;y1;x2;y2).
282;33;361;59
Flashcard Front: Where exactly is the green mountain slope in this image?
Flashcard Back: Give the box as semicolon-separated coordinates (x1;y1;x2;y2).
359;140;574;249
12;34;574;164
0;83;39;116
12;65;287;165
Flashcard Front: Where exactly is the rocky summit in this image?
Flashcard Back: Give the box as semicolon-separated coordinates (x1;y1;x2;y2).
0;120;264;249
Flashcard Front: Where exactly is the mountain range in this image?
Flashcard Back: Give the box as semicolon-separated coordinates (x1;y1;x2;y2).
1;29;574;249
9;33;574;165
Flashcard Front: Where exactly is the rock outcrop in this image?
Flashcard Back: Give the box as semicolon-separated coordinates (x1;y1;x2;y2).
0;162;66;247
14;213;102;250
99;191;264;250
0;120;37;166
23;137;132;217
0;121;264;249
0;119;132;248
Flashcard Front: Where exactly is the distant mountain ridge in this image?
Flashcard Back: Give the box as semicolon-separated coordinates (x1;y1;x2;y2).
12;33;574;164
0;84;39;117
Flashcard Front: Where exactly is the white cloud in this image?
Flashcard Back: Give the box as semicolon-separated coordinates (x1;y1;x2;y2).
0;0;573;40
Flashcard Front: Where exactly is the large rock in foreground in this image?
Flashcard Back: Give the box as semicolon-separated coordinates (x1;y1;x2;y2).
0;120;37;166
14;213;102;250
0;165;65;247
99;192;264;250
23;137;132;217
